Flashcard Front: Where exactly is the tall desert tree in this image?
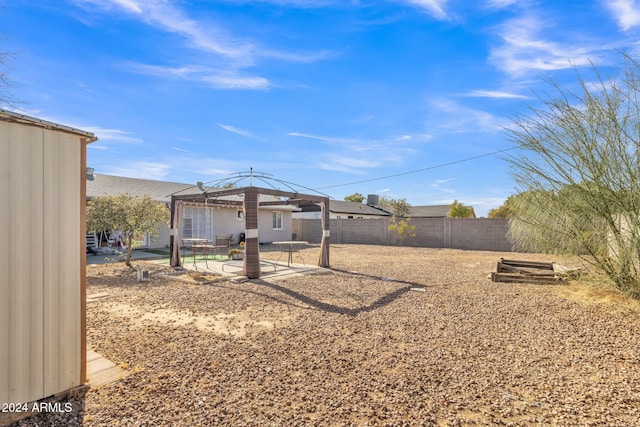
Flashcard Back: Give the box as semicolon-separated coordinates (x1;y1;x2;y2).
505;53;640;297
87;194;170;266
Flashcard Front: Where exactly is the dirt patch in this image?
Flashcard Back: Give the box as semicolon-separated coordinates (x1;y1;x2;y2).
103;302;280;336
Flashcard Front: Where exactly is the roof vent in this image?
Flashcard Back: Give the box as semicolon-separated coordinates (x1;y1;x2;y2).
367;194;379;205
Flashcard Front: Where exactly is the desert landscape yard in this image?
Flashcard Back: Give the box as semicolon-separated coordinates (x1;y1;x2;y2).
30;245;640;426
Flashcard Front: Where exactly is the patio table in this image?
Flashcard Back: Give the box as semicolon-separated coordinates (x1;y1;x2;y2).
273;240;308;266
182;238;208;268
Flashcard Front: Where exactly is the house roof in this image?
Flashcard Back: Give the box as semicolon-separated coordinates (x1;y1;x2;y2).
298;201;480;217
87;174;199;203
410;205;451;218
297;200;390;216
329;200;390;216
410;205;476;218
86;173;297;209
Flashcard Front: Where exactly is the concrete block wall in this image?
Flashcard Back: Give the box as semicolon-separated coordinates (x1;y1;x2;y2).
293;217;514;252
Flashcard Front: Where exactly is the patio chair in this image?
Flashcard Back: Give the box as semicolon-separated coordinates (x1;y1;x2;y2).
86;233;97;253
213;235;231;258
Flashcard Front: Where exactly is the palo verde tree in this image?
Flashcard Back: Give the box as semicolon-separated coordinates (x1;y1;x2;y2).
380;197;416;244
86;193;170;266
505;53;640;298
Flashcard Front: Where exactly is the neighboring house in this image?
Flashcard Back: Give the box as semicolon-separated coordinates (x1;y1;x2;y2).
412;205;476;218
294;200;390;219
295;201;476;219
86;172;298;248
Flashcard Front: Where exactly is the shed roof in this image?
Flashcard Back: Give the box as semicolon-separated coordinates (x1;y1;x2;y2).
0;109;97;141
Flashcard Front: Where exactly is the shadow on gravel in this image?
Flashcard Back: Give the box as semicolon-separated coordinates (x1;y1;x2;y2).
253;268;430;317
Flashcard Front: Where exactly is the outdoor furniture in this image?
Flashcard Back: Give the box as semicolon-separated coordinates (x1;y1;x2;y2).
187;236;232;270
182;238;208;268
272;240;308;266
86;233;97;253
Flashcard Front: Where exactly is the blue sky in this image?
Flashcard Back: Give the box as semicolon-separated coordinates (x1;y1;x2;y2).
3;0;640;216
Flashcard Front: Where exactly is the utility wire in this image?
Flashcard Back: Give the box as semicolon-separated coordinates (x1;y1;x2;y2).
315;147;516;190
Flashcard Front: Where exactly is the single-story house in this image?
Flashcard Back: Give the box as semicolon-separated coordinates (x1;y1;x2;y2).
294;198;476;220
412;204;476;218
294;200;390;219
86;172;300;248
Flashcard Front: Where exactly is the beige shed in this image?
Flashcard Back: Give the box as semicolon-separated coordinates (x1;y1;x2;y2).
0;110;96;414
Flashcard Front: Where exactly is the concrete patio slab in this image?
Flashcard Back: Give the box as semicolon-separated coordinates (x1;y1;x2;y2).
181;259;330;281
87;350;128;387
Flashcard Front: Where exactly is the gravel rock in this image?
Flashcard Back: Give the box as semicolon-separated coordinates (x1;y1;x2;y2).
22;245;640;426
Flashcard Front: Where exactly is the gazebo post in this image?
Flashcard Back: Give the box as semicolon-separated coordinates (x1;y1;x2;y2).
243;187;261;278
318;197;330;267
169;198;183;267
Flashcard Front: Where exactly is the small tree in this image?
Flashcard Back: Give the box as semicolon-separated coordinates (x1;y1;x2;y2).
380;197;416;244
344;193;365;203
388;216;416;244
447;200;473;218
86;194;170;266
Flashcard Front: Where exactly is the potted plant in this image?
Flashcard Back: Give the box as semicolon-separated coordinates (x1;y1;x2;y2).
229;242;245;260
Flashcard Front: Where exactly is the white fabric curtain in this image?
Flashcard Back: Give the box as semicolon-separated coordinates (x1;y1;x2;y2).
183;206;214;240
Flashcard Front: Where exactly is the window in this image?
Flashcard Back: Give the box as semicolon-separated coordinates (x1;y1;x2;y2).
272;211;283;230
183;218;193;239
182;206;213;240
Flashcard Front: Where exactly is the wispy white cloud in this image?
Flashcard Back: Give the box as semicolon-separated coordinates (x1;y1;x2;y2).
124;63;271;90
288;131;425;173
202;75;270;90
484;0;517;8
82;127;143;144
171;146;192;153
73;0;337;67
432;178;456;194
321;153;382;171
73;0;253;60
218;123;254;138
489;15;597;76
607;0;640;31
428;98;507;132
396;0;450;19
465;89;528;99
287;132;359;144
104;161;172;180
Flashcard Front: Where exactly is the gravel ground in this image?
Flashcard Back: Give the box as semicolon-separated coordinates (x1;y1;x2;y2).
15;245;640;426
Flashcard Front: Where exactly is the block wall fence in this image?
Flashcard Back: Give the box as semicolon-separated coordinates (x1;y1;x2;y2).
292;217;515;252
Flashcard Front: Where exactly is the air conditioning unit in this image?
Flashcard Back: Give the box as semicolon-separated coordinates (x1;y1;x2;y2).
137;269;150;282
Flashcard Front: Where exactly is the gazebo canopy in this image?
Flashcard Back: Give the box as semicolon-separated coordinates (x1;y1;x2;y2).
169;185;330;278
